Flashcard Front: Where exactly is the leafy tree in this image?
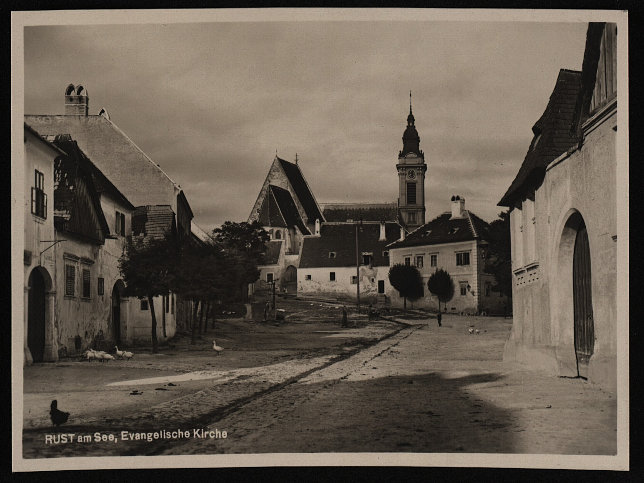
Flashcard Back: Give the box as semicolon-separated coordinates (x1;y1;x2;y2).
212;221;269;302
119;231;178;353
388;264;424;312
427;269;455;313
485;211;512;299
173;237;230;344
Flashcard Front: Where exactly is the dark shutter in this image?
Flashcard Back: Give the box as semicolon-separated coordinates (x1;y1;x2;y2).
65;265;75;296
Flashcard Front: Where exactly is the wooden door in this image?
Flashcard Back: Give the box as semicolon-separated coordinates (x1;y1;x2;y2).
28;270;46;362
573;223;594;377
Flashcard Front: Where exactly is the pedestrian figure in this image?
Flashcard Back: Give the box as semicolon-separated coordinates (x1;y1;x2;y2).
341;306;348;328
437;310;442;327
263;301;270;322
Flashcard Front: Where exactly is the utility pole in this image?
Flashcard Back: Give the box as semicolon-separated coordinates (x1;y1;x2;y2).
355;220;361;313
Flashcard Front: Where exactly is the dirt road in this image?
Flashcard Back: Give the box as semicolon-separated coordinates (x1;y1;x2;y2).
21;307;616;458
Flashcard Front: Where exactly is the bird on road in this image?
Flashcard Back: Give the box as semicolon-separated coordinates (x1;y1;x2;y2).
212;340;224;355
50;400;69;427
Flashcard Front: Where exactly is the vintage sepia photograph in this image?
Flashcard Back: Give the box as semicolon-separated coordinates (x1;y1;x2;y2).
12;8;628;471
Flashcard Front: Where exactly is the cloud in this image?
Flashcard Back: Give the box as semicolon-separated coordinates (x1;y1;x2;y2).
24;20;588;231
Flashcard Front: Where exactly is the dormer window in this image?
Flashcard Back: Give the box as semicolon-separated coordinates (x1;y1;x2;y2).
328;251;336;259
424;230;432;236
448;227;460;235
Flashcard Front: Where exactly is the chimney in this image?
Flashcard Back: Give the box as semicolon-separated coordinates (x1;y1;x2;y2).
64;84;89;116
400;226;406;240
450;195;465;219
315;218;320;236
379;221;386;241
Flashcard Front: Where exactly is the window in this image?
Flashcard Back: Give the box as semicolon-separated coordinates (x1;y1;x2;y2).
97;277;104;296
404;257;411;266
408;212;417;224
456;252;470;266
305;274;312;281
382;250;389;258
460;282;468;296
415;255;423;269
115;211;126;236
350;276;358;284
362;253;372;266
330;272;336;281
165;295;170;313
275;230;282;240
485;283;491;297
406;182;417;204
31;170;47;219
430;254;437;267
171;295;174;314
65;264;75;296
448;227;460;235
141;299;149;310
329;251;336;259
82;268;91;298
378;280;385;294
266;273;274;283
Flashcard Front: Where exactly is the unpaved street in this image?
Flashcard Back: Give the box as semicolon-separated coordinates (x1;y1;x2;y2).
21;304;616;458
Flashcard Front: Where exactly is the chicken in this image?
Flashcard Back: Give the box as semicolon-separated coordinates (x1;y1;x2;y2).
50;400;69;427
114;346;125;359
212;340;224;354
84;349;98;362
475;329;480;335
102;353;115;361
468;328;474;334
122;350;134;360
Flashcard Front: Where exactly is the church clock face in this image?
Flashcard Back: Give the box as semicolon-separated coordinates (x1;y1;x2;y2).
407;169;416;180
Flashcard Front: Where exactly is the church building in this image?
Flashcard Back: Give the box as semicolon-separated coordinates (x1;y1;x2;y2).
249;96;428;302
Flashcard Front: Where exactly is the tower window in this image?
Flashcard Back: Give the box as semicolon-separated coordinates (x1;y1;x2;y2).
406;182;417;205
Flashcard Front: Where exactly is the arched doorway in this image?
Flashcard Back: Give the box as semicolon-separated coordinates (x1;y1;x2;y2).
112;280;126;345
573;219;594;378
27;269;46;362
283;265;297;294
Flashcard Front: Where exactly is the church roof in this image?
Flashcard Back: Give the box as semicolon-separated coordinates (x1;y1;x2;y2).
132;205;176;239
387;211;489;250
276;157;324;223
258;185;310;235
321;202;399;223
299;222;401;268
498;69;582;207
400;103;423;158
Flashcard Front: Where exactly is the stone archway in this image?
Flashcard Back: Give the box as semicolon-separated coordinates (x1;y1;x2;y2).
25;266;54;364
553;210;594;378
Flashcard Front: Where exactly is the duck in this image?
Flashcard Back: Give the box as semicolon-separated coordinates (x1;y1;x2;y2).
50;400;70;427
122;350;134;360
212;340;224;355
114;346;125;359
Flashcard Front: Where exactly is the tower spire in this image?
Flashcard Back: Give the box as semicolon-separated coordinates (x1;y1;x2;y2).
410;90;412;114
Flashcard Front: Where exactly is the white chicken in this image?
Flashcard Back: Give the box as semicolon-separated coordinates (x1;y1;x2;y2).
102;353;115;361
122;350;134;360
468;328;474;334
114;346;125;359
212;340;224;355
85;349;98;362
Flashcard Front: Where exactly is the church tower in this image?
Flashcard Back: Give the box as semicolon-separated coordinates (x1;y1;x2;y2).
397;92;427;230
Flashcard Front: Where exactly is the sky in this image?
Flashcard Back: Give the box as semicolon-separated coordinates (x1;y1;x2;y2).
23;17;589;232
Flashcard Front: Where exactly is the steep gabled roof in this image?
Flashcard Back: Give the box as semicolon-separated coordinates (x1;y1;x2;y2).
498;69;582;207
276;157;324;223
299;222;401;269
387;211;489;250
321;203;399;223
52;136;134;211
25;114;180;208
258;185;310;235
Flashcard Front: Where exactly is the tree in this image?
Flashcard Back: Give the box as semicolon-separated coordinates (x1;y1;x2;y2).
427;269;455;313
485;211;512;299
212;221;269;302
388;264;424;312
119;231;177;353
173;237;230;344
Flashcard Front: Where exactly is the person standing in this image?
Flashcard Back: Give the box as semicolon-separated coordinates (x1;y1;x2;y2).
437;310;442;327
341;306;348;328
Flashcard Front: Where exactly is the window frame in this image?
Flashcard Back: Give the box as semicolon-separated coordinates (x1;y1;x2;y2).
459;281;468;296
141;299;149;311
266;272;274;283
305;274;312;281
456;251;471;266
404;256;411;266
97;277;104;296
31;170;47;219
81;267;91;299
415;255;424;269
430;253;438;267
406;182;417;205
329;271;336;282
65;264;76;297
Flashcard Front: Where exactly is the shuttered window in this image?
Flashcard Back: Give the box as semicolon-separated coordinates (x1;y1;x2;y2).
406;182;416;205
97;277;104;296
31;170;47;219
65;265;75;296
115;211;126;236
82;268;91;298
